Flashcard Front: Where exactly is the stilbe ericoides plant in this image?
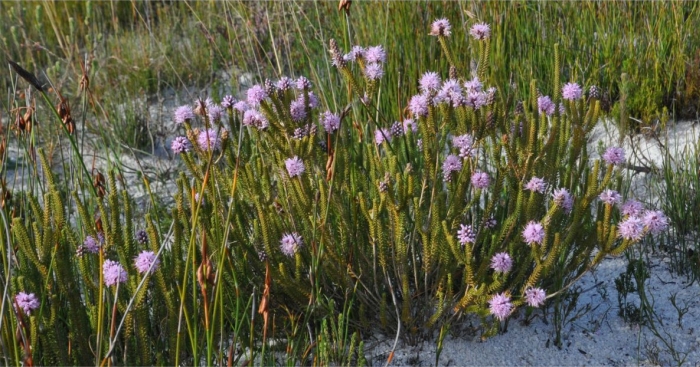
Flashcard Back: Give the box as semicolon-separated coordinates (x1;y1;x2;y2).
3;14;672;366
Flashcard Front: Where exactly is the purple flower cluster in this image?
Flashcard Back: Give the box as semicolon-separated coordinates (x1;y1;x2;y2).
471;171;490;189
463;77;483;93
602;147;625;166
207;104;224;122
82;235;100;254
562;82;583;101
375;128;391;145
488;293;512;321
134;251;160;274
171;136;192;154
524;287;546;308
242;110;269;129
320;111;341;133
246;84;268;106
522;221;545;245
442;154;462;181
15;292;40;315
174;105;194;125
290;100;307;122
197;129;222;151
469;23;491;40
419;72;441;94
552;188;574;213
429;18;452;37
457;224;477;245
233;101;249;112
452;133;475;158
402;119;418;134
276;76;294;91
103;259;127;287
285;156;305;178
343;46;365;63
599;189;622;205
221;95;236;109
295;76;312;91
280;232;303;257
490;252;512;273
537;95;556;116
618;216;645;241
409;94;430;117
525;177;547;193
364;46;386;64
643;210;669;235
621;200;644;217
363;63;384;81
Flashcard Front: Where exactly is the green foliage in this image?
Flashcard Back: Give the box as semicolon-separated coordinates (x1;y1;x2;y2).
0;3;684;365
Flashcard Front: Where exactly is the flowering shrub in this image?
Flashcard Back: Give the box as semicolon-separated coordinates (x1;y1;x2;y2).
5;15;671;366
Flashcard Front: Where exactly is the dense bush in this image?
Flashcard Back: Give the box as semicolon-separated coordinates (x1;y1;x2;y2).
4;17;672;367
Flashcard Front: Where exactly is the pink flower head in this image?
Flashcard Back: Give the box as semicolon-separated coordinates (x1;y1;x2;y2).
295;76;312;91
280;232;303;257
375;128;391;145
103;259;127;287
207;104;224;122
490;252;513;273
643;210;669;235
364;46;386;64
618;216;645;241
246;84;268;106
562;82;583;100
290;99;307;122
134;251;160;274
285;156;305;178
243;109;269;129
537;95;556;116
197;128;221;151
233;101;250;113
488;293;513;321
463;77;483;93
419;72;442;94
174;105;195;125
457;224;477;245
276;76;294;91
465;92;487;110
320;111;341;133
82;235;100;254
522;221;545;245
221;95;236;109
469;23;491;40
452;133;474;150
471;171;490;189
409;94;429;117
402;119;418;134
524;287;546;308
442;154;462;177
363;63;384;80
552;188;574;213
171;135;191;153
343;46;365;62
621;200;645;217
525;177;547;193
429;18;452;37
603;147;626;166
599;189;621;205
15;292;40;315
